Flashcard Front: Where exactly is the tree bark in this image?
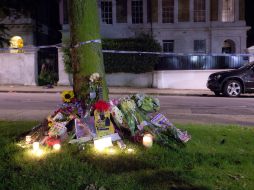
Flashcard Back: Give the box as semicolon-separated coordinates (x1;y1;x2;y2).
69;0;108;104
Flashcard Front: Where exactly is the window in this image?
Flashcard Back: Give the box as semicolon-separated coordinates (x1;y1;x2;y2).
132;0;143;24
194;0;206;22
162;0;174;23
116;0;127;23
163;40;174;52
210;0;218;21
101;1;113;24
178;0;189;22
194;40;206;53
222;0;234;22
147;0;158;23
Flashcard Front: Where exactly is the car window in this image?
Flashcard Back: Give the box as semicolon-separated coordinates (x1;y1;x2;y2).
239;62;254;70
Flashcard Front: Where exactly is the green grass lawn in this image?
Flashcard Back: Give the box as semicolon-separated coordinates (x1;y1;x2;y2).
0;121;253;190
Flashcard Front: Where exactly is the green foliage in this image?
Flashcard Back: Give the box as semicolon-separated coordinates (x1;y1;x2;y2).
62;37;73;74
0;121;254;190
38;63;58;86
102;34;161;73
0;0;36;46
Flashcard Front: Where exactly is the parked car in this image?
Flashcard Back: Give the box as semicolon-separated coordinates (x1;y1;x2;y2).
207;62;254;97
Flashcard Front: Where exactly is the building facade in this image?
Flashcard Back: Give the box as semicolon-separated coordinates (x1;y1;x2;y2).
59;0;249;54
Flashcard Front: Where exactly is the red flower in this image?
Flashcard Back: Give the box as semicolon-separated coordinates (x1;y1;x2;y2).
94;100;110;112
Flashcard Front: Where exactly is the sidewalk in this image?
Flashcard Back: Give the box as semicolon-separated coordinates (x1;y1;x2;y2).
0;85;212;96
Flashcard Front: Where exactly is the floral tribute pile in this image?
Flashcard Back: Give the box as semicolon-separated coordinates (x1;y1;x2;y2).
19;73;191;152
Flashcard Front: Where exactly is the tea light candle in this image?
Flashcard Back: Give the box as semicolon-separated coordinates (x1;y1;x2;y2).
143;134;153;148
25;135;32;144
53;143;61;151
33;142;40;152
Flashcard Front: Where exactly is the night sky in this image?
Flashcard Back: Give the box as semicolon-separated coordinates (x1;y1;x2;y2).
246;0;254;47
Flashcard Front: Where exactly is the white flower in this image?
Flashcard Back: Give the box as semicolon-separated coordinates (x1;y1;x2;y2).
89;73;100;82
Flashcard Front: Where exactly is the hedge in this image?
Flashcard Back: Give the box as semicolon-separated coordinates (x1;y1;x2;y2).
102;34;161;73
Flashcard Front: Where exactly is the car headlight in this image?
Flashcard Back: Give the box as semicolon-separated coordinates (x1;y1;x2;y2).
214;74;221;80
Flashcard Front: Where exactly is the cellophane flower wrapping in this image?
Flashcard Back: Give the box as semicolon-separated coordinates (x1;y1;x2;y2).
131;94;160;113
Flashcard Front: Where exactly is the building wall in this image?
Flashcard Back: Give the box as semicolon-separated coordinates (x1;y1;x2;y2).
59;0;249;54
96;0;249;53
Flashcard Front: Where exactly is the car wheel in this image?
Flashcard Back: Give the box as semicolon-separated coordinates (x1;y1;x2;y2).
214;91;221;96
223;80;242;97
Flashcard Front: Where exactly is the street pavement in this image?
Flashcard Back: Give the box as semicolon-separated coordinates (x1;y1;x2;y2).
0;85;213;96
1;85;254;126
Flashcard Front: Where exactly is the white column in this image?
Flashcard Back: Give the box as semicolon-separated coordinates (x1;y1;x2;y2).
112;0;117;24
57;49;72;86
218;0;223;22
206;0;210;23
174;0;178;23
158;0;162;24
234;0;239;21
143;0;147;23
127;0;132;24
190;0;194;22
98;0;103;25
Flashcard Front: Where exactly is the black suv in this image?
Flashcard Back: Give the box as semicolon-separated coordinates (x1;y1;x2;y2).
207;62;254;97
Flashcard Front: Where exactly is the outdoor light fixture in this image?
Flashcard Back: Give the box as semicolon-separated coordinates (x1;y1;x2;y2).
9;36;24;53
143;134;153;148
94;137;113;151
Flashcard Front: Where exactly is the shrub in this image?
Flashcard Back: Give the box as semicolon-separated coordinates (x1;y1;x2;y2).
102;34;161;73
62;34;162;74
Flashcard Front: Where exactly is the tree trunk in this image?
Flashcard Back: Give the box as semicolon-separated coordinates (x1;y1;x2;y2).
69;0;108;104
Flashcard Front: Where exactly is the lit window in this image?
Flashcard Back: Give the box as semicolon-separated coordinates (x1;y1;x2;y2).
163;40;174;52
132;0;143;24
194;40;206;53
222;0;234;22
162;0;174;23
101;1;113;24
194;0;206;22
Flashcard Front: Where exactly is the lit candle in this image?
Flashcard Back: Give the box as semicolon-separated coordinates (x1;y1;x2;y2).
33;142;40;152
53;143;61;151
94;137;113;151
143;134;153;148
25;135;32;144
127;148;134;153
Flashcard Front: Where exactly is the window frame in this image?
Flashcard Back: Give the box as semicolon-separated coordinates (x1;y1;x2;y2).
101;0;113;24
131;0;143;24
194;39;206;53
163;40;174;52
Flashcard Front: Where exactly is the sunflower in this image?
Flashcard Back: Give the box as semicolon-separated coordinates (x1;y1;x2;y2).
61;90;74;103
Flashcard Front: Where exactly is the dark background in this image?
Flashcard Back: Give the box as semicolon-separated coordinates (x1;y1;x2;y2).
246;0;254;47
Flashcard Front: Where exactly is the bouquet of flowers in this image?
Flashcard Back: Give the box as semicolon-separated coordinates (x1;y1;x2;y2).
131;94;160;113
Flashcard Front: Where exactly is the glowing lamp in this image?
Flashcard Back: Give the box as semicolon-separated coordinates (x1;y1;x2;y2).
33;142;40;152
143;134;153;148
94;137;113;151
53;143;61;151
9;36;24;53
